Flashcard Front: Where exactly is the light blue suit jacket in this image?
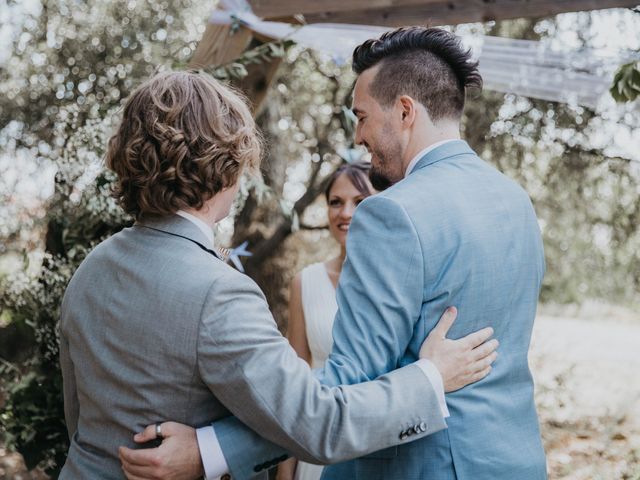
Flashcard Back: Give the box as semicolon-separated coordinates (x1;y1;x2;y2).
216;140;547;479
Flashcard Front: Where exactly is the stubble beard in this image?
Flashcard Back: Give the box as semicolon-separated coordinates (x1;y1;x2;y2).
368;138;403;191
369;165;394;191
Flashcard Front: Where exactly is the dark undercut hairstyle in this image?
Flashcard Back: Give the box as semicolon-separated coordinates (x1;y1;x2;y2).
352;26;482;121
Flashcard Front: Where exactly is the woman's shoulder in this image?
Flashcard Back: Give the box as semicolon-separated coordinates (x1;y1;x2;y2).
291;263;322;292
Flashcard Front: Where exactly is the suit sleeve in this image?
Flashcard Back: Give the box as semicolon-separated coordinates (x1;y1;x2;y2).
317;194;425;385
59;321;79;440
197;266;446;479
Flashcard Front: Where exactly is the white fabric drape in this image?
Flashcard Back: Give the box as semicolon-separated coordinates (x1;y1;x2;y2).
208;0;638;108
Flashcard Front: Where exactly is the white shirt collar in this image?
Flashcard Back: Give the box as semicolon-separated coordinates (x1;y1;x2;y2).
404;139;460;178
176;210;215;248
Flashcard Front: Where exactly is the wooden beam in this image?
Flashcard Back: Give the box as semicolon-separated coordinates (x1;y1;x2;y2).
188;18;282;117
248;0;435;19
273;0;638;27
189;22;254;69
235;52;283;116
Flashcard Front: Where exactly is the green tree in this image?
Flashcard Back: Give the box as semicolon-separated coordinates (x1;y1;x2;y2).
0;0;208;474
465;17;640;304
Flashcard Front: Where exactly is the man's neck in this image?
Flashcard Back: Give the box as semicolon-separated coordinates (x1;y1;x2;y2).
180;206;216;230
402;122;461;173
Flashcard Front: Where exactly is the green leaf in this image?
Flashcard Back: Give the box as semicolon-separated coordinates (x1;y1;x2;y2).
230;63;248;79
610;61;640;103
268;43;285;58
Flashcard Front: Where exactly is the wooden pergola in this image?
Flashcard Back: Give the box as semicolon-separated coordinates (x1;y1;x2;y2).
189;0;638;113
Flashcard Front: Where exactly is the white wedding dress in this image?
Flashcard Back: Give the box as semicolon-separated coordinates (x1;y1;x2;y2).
294;262;337;480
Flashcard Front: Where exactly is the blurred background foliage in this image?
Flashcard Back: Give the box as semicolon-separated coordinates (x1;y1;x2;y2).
0;0;638;476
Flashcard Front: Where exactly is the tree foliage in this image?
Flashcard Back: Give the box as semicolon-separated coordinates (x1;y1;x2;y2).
0;0;207;474
465;18;640;304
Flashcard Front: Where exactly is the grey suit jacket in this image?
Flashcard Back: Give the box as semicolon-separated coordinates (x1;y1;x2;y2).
59;215;446;479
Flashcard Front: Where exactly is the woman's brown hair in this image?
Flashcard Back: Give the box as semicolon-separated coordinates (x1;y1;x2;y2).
324;161;374;201
105;70;261;218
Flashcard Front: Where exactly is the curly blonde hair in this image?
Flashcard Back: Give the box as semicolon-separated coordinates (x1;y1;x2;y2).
105;71;261;218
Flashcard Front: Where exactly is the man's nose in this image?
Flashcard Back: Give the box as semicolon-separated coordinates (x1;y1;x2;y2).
354;125;363;145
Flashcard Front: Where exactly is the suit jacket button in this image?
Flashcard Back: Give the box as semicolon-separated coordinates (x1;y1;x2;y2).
221;475;231;480
419;421;427;432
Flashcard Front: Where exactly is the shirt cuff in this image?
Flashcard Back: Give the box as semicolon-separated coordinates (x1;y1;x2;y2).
414;358;450;418
196;425;229;480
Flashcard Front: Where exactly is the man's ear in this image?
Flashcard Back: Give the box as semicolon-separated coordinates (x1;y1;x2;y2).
398;95;416;126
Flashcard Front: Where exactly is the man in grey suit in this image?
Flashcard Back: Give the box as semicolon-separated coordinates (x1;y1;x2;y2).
59;70;498;479
121;27;546;480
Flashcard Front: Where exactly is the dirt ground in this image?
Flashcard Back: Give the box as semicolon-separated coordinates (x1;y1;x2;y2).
532;304;640;479
2;304;639;479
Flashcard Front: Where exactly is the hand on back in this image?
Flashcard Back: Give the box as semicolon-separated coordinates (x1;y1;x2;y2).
119;422;203;480
420;307;499;392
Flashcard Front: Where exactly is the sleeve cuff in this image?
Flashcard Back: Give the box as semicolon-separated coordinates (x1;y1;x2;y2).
414;359;450;418
196;425;229;480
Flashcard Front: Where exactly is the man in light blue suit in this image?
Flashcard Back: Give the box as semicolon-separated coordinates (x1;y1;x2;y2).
314;27;547;479
122;27;546;479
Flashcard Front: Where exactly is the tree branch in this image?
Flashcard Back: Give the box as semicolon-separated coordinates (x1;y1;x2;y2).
246;164;339;267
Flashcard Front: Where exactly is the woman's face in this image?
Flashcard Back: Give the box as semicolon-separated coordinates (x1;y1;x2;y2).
327;173;370;247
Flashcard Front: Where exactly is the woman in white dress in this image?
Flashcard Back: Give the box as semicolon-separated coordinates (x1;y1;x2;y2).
276;162;375;480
